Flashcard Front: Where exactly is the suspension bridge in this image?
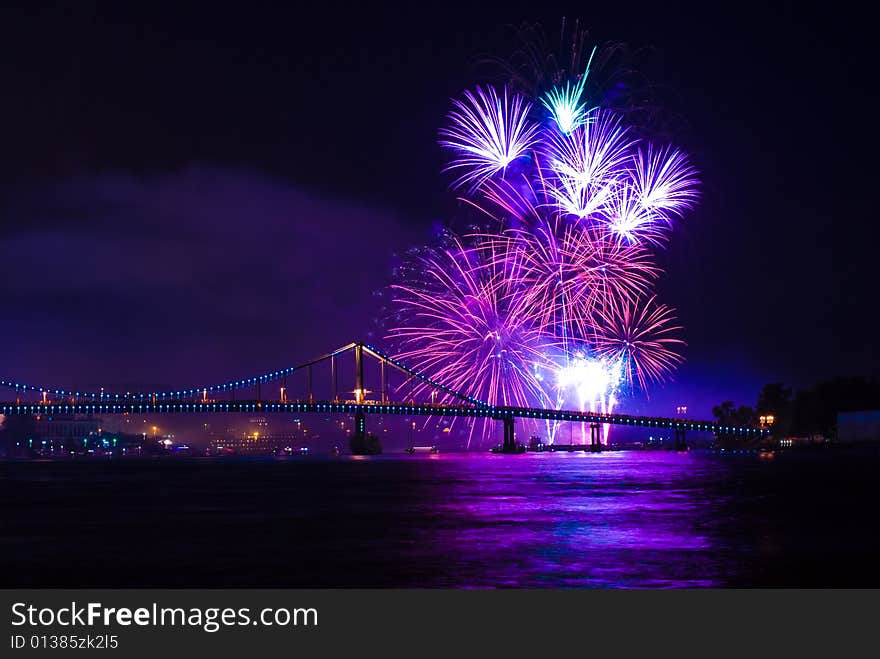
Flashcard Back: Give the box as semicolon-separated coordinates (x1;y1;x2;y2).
0;342;768;452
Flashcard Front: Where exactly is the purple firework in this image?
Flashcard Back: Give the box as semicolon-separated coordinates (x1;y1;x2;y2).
389;31;700;441
389;237;557;414
480;221;658;343
439;86;539;191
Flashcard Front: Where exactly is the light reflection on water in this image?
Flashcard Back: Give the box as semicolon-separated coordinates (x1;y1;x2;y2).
2;450;879;587
402;452;725;587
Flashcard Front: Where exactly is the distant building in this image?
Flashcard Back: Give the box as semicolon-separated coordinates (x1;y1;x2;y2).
5;414;145;457
207;434;306;456
837;410;880;443
35;414;102;445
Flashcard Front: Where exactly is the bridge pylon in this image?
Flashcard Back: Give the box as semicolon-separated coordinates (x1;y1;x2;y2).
355;344;364;401
491;415;524;454
674;428;688;451
589;422;602;452
503;416;515;451
354;408;366;436
349;406;381;455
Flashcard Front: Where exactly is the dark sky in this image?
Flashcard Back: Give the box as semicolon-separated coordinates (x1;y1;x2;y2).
0;1;876;417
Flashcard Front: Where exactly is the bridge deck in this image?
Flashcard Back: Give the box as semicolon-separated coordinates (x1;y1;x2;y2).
0;400;767;437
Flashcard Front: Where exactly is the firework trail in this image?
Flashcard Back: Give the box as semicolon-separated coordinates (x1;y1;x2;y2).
541;45;596;135
482;20;688;137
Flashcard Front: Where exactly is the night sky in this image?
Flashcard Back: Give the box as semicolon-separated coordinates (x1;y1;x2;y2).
1;1;876;418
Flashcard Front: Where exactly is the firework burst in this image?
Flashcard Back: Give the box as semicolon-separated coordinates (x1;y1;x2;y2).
388;27;699;444
592;295;685;392
439;86;539;190
555;351;622;443
541;45;596;135
480;221;658;345
631;144;700;216
389;238;558;416
599;183;666;245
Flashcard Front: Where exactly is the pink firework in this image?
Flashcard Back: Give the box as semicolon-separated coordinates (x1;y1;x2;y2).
475;168;549;226
388;237;558;415
480;221;658;344
591;295;685;392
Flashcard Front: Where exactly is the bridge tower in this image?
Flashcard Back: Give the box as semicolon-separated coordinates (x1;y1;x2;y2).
355;344;364;402
354;408;366;436
674;428;687;451
348;344;382;455
490;414;526;453
501;416;516;452
589;422;602;452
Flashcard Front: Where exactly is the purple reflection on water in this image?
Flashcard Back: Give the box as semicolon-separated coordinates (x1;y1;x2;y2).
3;450;879;587
403;452;726;587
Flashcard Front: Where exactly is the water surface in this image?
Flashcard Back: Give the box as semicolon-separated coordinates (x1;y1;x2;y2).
2;450;878;587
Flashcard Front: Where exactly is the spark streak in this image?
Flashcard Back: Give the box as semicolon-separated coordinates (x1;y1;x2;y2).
439;86;539;190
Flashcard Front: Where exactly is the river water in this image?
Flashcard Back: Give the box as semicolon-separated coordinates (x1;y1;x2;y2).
2;450;878;587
